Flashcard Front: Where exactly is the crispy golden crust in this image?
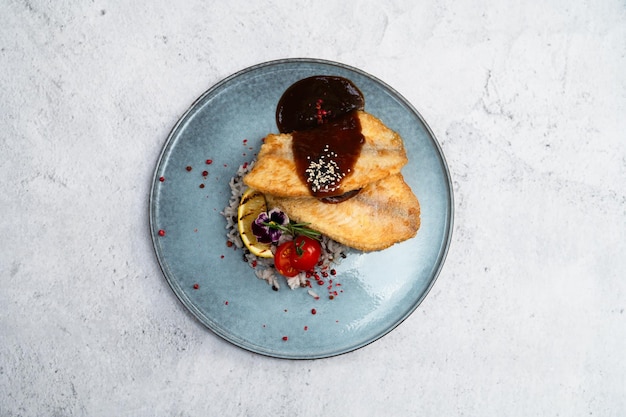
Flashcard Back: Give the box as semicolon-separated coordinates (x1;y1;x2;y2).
266;174;420;252
243;111;408;197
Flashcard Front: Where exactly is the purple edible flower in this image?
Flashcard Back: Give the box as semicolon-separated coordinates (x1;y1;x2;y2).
251;208;289;243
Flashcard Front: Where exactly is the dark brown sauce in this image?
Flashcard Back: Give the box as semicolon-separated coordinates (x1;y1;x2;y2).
276;76;366;201
291;111;364;198
319;188;361;204
277;76;365;133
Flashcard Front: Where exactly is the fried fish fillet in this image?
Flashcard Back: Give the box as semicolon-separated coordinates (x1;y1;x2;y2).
244;111;408;197
265;174;420;252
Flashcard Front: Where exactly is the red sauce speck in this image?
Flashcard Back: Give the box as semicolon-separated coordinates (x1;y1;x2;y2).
242;162;248;169
304;326;308;331
311;308;317;315
159;176;165;182
206;159;213;164
199;184;205;188
282;336;288;341
202;170;208;177
243;139;248;144
225;301;229;305
251;260;257;268
330;269;337;276
193;283;199;290
220;255;224;259
226;241;233;247
329;295;334;300
158;229;165;236
186;166;192;171
317;280;324;286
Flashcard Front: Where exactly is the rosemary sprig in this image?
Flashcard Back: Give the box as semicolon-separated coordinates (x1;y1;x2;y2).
264;221;321;240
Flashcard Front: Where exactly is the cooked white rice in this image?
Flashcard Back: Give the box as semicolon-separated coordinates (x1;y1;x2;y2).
221;161;348;291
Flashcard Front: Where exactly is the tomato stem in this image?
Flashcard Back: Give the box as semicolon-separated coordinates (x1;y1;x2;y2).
295;239;305;256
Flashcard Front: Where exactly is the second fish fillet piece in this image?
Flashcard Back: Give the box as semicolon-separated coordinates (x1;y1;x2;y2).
265;173;420;252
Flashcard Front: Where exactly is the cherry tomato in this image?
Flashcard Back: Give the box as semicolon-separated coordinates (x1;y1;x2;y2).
290;236;322;271
274;241;299;277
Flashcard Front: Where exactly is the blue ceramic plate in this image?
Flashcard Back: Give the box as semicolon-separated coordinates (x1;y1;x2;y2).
150;59;453;359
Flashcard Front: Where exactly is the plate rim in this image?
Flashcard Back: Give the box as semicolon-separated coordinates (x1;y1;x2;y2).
149;57;454;359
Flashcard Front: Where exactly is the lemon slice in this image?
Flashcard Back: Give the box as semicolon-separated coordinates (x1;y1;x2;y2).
237;188;274;258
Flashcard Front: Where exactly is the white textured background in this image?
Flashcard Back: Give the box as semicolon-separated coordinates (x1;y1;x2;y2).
1;1;625;416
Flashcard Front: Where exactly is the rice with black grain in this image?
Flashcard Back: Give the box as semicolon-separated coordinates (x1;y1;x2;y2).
221;161;348;291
